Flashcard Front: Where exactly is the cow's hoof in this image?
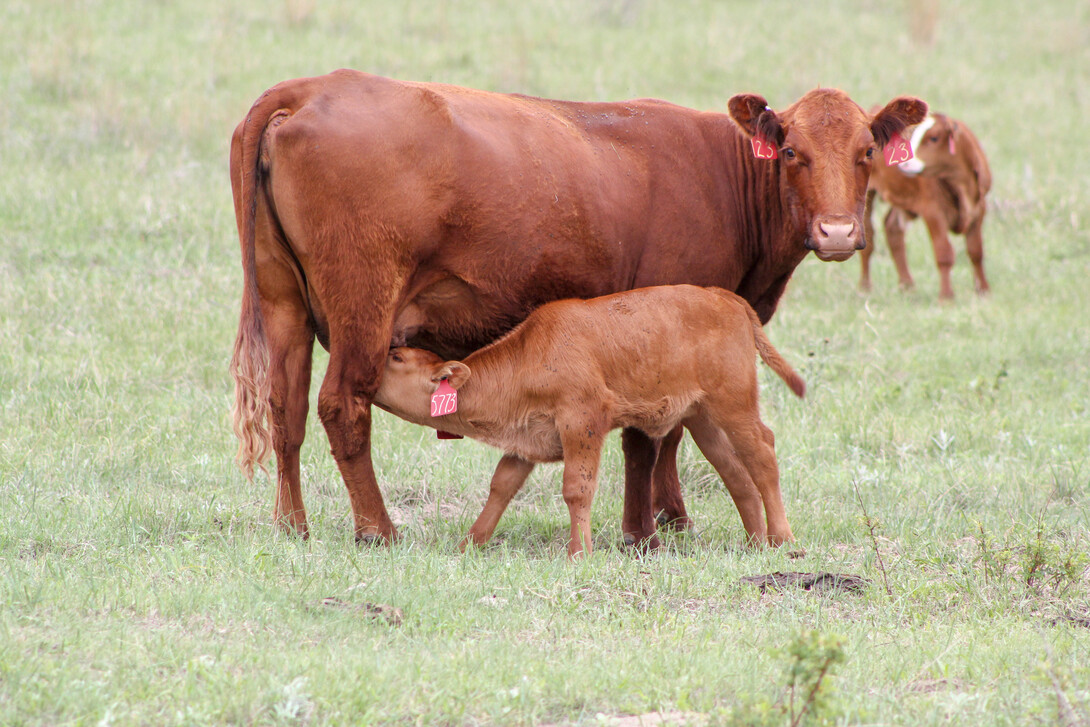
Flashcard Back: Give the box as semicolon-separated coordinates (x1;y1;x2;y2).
655;511;695;534
355;532;385;546
622;532;661;555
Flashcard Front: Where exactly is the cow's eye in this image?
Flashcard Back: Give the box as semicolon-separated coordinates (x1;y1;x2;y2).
865;147;875;160
390;351;404;363
782;148;796;160
928;135;940;143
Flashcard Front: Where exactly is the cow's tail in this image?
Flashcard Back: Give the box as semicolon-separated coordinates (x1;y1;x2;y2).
747;306;805;399
229;85;299;480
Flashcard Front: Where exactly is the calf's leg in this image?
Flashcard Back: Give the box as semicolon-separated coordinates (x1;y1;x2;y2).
683;414;767;546
461;454;536;550
559;416;608;559
859;188;877;292
965;215;990;294
883;207;917;291
922;212;956;300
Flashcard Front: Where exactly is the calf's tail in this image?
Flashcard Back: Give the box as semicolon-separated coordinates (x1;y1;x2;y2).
746;306;805;398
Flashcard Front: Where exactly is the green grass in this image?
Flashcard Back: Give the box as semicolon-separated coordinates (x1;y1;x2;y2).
2;0;1089;724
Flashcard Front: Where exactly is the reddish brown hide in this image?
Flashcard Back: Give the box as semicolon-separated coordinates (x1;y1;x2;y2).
229;70;925;542
373;286;805;558
860;112;992;299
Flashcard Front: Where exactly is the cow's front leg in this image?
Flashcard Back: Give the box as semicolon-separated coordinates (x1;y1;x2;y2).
649;425;693;532
620;428;660;553
317;344;397;544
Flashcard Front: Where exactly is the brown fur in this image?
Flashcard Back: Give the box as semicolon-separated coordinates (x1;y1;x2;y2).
228;70;925;541
861;112;992;299
373;285;804;558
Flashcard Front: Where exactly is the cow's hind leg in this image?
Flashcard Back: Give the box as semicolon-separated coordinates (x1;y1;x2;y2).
620;428;661;553
265;305;315;538
648;425;693;532
461;454;535;550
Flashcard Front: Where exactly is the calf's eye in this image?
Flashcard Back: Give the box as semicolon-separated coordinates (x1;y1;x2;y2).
783;148;796;160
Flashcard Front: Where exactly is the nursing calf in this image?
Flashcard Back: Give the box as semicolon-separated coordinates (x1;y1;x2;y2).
373;285;805;558
861;112;992;299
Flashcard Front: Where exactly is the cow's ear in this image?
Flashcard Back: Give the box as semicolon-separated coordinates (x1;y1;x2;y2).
871;96;928;149
728;94;784;145
433;361;471;389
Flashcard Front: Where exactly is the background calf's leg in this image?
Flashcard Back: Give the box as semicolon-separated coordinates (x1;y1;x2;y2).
965;215;990;294
884;207;917;291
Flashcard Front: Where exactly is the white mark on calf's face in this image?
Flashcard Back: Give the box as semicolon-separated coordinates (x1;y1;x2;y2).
898;115;935;175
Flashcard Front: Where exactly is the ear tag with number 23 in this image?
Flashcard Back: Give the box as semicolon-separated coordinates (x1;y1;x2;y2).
883;132;914;166
431;378;463;439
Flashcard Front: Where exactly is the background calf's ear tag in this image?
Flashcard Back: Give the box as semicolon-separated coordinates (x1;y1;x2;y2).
430;378;458;417
883;132;913;166
751;135;778;159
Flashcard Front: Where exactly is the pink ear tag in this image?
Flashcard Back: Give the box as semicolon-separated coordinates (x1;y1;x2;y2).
430;378;458;417
948;135;956;155
883;132;913;166
431;378;463;439
751;135;778;160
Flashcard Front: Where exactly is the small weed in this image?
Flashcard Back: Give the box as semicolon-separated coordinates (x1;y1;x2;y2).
780;630;847;727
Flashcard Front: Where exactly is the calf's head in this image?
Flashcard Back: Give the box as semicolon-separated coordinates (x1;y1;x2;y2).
897;113;959;176
729;89;927;261
373;347;471;420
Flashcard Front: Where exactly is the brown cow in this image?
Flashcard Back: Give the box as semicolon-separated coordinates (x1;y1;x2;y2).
860;112;992;299
229;69;925;544
373;285;805;557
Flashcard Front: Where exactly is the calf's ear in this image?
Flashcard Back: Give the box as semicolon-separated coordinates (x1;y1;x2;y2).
728;93;784;146
870;96;928;149
433;361;472;389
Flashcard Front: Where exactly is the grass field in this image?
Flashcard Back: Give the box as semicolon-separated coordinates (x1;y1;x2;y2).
2;0;1088;724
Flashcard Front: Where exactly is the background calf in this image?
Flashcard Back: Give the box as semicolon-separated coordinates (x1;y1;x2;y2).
373;285;804;558
861;112;992;299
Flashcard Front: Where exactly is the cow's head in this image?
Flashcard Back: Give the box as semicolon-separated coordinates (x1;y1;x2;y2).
373;347;471;421
729;89;927;261
897;113;958;176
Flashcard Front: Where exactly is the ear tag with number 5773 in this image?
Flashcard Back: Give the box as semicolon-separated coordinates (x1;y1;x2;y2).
430;378;458;417
431;378;463;439
883;132;914;166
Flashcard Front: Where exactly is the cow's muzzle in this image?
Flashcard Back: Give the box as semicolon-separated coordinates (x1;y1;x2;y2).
806;218;863;262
